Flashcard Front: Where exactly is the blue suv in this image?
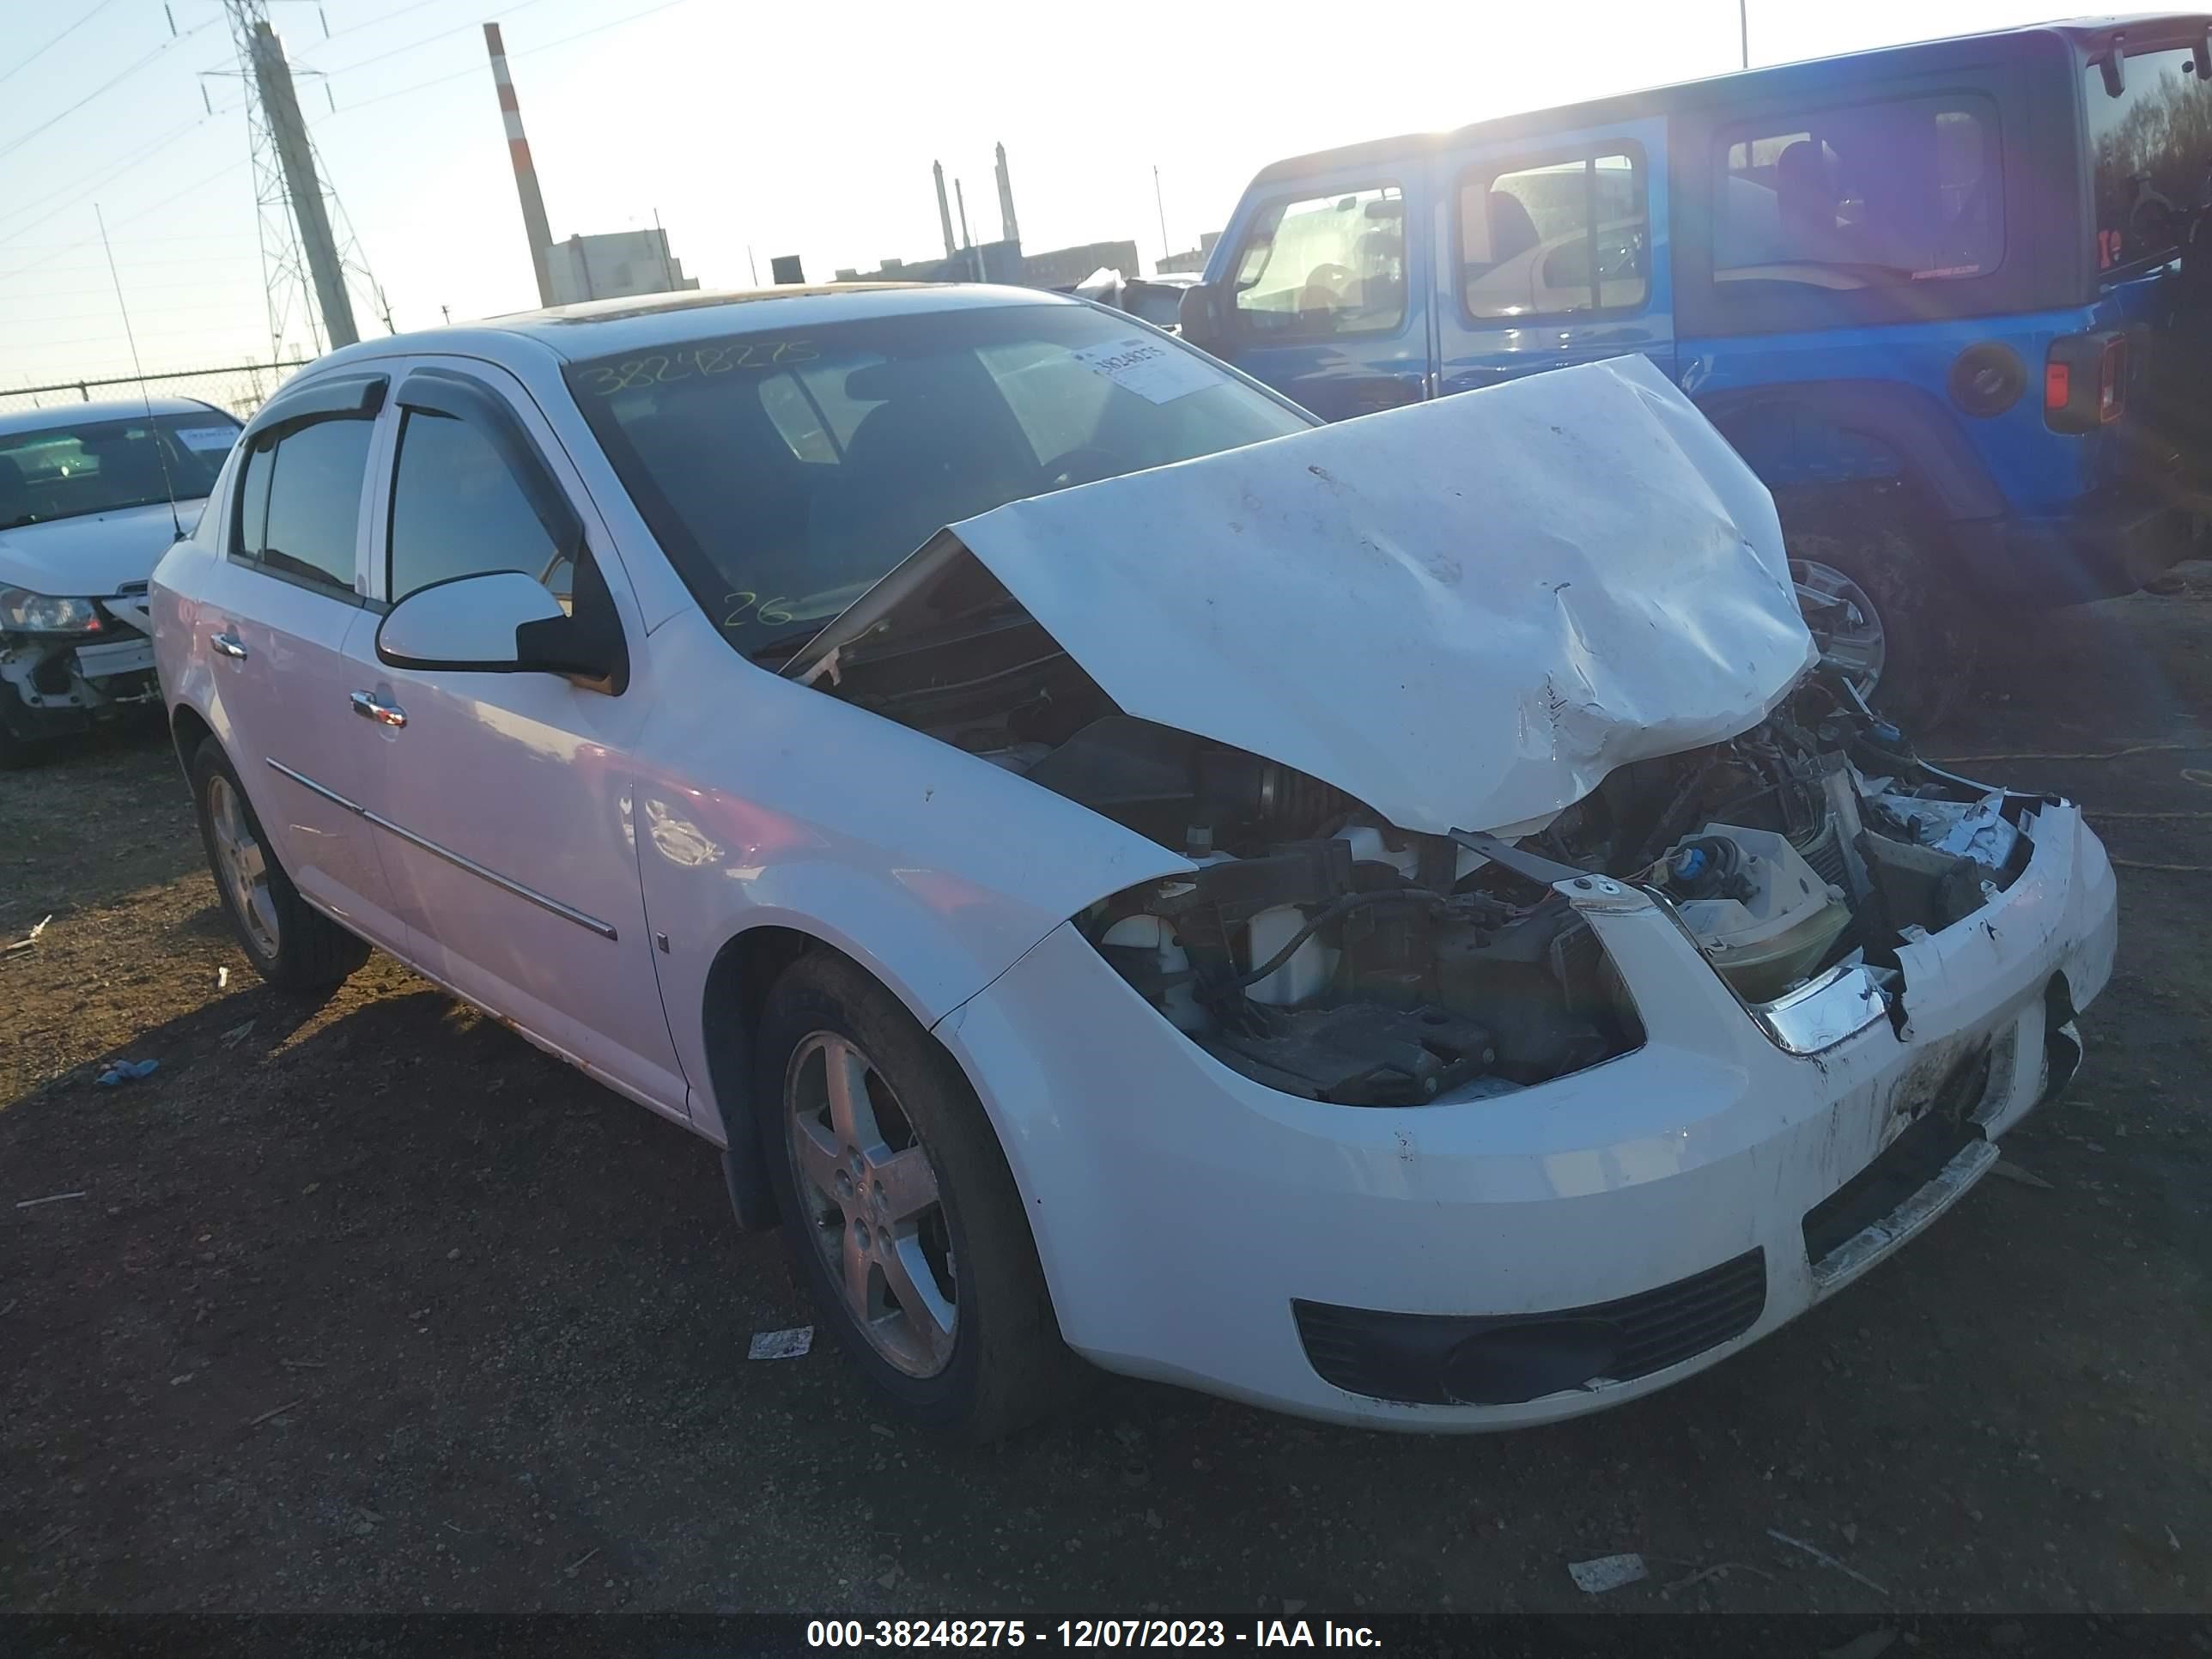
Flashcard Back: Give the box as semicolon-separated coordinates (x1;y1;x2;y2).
1180;16;2212;719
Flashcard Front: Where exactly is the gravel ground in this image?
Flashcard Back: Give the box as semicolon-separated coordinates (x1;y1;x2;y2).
3;570;2209;1616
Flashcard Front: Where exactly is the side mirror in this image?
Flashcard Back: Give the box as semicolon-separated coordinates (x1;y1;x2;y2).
376;567;628;691
1179;279;1229;348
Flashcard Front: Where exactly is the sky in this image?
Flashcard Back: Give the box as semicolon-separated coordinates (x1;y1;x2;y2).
0;0;2079;390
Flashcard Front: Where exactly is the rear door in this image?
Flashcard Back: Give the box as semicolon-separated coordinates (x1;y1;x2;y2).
1212;170;1431;421
1433;117;1674;394
193;374;405;943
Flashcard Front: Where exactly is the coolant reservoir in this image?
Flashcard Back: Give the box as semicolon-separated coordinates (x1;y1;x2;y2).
1665;823;1852;1004
1244;904;1337;1007
1101;914;1206;1031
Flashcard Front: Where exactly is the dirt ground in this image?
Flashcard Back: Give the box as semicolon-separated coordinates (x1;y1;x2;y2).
3;571;2209;1619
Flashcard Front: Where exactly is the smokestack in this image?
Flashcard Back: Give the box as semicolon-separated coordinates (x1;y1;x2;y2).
932;161;957;261
483;23;556;309
994;142;1019;246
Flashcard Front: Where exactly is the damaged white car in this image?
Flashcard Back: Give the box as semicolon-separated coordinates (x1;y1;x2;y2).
151;287;2116;1438
1;398;240;764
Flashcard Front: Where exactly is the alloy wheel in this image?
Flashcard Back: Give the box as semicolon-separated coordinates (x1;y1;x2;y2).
783;1031;957;1377
207;774;281;958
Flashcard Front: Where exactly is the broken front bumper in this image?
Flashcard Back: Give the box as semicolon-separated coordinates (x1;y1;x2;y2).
0;627;160;738
934;802;2117;1430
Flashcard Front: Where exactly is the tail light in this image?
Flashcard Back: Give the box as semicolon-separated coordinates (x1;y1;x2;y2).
2045;331;2129;432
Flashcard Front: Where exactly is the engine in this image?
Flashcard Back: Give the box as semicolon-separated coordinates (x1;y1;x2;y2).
811;587;2028;1107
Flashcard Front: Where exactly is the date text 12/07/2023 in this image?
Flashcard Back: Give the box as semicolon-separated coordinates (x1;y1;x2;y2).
805;1620;1384;1649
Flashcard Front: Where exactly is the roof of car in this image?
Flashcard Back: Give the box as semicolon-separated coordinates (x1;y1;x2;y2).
1253;12;2212;185
313;282;1083;374
0;395;233;439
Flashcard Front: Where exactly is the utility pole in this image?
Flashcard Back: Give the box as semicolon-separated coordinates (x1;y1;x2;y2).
1153;165;1170;264
237;7;356;347
1739;0;1749;68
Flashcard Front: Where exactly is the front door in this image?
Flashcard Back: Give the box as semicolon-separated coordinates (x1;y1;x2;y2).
349;361;688;1119
1432;117;1675;396
1212;172;1431;421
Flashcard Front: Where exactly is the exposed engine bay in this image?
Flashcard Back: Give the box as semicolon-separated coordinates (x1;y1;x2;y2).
797;559;2035;1108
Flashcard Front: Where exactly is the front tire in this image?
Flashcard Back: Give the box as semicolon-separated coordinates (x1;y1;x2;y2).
1782;498;1976;729
189;737;368;993
753;950;1070;1441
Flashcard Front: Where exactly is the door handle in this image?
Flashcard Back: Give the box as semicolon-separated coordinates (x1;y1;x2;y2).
350;690;407;729
210;631;247;660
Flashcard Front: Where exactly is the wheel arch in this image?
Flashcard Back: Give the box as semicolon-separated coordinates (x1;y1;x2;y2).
170;701;215;769
1696;380;2004;530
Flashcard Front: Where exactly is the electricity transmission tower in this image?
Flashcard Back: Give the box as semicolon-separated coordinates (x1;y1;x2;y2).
221;0;381;360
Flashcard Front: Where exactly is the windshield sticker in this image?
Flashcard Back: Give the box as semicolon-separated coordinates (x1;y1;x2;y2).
172;426;239;453
1067;336;1222;404
579;341;819;397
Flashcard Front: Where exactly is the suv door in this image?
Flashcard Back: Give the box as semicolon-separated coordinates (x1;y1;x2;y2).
1212;173;1430;421
349;360;688;1119
1433;118;1674;394
190;374;404;941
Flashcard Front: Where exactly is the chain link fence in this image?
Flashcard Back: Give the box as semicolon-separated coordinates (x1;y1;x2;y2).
0;361;309;423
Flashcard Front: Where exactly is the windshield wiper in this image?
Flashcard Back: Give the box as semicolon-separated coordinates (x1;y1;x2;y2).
745;626;829;665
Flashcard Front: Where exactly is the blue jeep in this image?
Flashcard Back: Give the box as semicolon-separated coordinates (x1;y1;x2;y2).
1180;15;2212;719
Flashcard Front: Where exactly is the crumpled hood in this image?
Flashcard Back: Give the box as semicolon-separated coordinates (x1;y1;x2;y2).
945;353;1813;836
0;501;198;604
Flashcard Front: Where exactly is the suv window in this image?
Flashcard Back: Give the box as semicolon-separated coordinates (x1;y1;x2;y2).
234;418;371;595
1460;149;1648;319
388;410;572;605
2086;50;2212;270
1231;185;1406;337
1715;95;2002;286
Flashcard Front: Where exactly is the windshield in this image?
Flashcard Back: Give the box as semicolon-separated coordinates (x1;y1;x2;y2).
0;412;238;532
2085;48;2212;271
566;301;1313;648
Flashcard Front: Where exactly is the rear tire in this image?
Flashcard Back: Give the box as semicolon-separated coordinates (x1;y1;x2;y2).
1782;497;1977;730
189;738;369;993
753;949;1071;1442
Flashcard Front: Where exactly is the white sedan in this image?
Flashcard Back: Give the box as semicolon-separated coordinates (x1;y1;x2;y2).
152;284;2117;1438
1;397;240;764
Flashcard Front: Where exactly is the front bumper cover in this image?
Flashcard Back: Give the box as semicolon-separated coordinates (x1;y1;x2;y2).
934;801;2118;1430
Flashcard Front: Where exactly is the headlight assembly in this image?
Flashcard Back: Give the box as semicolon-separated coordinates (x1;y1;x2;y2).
0;587;100;635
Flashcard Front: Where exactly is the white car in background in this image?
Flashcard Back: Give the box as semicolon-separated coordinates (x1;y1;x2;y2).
152;285;2115;1439
0;398;240;765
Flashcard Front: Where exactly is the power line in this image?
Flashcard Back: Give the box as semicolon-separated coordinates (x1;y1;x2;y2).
314;0;695;119
304;0;553;79
0;15;222;167
0;0;125;93
0;116;215;247
0;156;250;287
309;0;449;46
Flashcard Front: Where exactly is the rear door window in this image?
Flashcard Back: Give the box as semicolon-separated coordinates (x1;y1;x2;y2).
1715;95;2002;286
1230;185;1407;337
234;418;372;597
2085;48;2212;270
1459;148;1649;319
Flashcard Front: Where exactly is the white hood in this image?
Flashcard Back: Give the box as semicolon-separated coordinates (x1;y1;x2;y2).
0;501;197;603
967;355;1815;834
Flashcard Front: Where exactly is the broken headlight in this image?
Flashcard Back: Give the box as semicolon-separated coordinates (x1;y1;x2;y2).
0;587;100;635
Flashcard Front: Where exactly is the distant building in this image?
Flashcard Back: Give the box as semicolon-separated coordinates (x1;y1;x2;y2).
830;237;1141;291
545;228;700;306
1022;239;1140;290
1156;232;1221;276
